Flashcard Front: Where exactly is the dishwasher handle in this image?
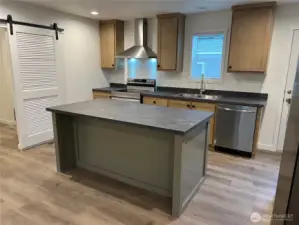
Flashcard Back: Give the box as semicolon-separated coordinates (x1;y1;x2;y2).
217;106;256;113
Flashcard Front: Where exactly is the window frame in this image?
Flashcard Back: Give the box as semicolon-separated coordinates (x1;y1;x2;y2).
188;29;228;84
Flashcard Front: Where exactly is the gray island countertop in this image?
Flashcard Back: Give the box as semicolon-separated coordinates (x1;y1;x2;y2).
47;98;214;135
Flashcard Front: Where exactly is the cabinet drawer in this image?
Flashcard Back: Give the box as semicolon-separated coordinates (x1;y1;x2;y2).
168;99;192;109
143;97;168;107
192;102;215;111
93;92;111;99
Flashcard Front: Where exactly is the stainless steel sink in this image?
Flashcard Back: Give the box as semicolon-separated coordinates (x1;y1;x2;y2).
199;95;220;100
175;93;220;100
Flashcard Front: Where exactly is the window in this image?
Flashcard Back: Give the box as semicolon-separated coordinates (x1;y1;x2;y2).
191;32;225;81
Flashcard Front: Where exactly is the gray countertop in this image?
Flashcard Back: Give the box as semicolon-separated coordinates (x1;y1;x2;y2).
141;91;267;107
92;87;267;107
47;99;213;135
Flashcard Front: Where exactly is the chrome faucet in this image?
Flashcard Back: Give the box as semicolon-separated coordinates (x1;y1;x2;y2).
200;73;206;95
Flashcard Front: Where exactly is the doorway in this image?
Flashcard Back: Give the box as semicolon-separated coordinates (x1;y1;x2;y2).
277;29;299;151
8;25;64;150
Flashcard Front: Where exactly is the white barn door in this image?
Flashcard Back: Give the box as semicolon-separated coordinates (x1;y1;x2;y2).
8;25;64;150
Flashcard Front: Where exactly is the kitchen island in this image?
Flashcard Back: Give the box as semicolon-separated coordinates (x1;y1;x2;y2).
47;99;213;217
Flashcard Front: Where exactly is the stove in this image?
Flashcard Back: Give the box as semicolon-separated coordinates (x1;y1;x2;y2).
111;79;156;102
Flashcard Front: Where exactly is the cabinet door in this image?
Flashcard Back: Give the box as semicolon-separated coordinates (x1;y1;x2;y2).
143;97;168;107
228;7;273;72
168;99;192;109
100;22;115;69
157;17;178;70
192;102;216;147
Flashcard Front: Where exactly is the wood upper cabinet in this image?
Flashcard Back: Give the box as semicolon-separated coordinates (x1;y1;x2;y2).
99;20;124;69
228;2;276;73
157;13;185;72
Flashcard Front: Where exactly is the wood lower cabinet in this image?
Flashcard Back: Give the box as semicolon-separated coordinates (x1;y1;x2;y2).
143;97;168;107
167;99;192;109
252;108;263;157
168;100;216;148
192;102;216;148
93;91;111;99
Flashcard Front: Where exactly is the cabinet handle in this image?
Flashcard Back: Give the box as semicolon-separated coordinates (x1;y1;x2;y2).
228;66;232;70
112;64;114;67
192;105;196;108
153;101;156;104
187;104;190;108
157;64;160;68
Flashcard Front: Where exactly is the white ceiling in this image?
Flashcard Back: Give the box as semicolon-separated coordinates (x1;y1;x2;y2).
9;0;299;20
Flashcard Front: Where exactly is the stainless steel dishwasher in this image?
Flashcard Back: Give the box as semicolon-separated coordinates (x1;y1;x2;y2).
215;104;257;154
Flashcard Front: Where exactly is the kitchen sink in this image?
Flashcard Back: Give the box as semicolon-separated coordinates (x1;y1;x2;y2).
199;95;220;100
175;93;220;100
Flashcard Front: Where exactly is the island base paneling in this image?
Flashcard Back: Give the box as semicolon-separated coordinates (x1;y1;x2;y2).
76;116;173;197
51;112;209;217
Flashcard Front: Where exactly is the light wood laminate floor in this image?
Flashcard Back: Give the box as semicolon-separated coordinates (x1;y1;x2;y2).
0;123;281;225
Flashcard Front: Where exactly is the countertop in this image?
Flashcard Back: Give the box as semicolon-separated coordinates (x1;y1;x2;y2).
92;87;267;107
141;91;267;107
47;99;213;135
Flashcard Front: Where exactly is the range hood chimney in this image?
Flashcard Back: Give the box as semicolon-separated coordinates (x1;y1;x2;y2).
116;18;157;59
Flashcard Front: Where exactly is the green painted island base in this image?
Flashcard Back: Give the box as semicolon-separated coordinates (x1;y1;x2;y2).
52;113;209;217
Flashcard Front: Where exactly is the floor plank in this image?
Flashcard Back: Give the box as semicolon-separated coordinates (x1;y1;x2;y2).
0;123;281;225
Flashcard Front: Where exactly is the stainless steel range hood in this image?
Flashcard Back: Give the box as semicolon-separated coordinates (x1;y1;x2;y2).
116;18;157;59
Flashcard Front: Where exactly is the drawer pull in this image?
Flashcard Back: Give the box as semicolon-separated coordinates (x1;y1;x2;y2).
153;101;156;104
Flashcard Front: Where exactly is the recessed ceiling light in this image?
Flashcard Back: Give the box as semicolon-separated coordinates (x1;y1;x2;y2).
91;11;99;15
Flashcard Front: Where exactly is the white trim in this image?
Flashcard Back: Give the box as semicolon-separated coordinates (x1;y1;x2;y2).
188;29;228;84
0;23;7;28
0;119;16;126
275;28;299;151
258;143;276;152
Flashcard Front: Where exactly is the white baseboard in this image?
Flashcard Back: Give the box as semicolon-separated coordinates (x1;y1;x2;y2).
0;119;16;126
258;143;276;152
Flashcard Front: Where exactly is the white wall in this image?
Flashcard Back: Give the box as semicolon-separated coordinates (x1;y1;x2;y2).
0;2;108;104
0;28;15;125
105;4;299;151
